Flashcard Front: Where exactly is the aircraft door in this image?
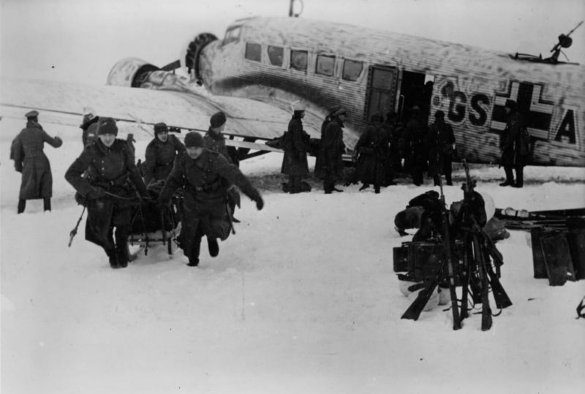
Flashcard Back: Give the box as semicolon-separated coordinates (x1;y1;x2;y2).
365;66;398;121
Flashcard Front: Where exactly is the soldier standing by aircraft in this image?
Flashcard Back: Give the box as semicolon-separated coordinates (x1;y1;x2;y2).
204;111;241;219
142;122;186;186
354;113;389;194
281;104;311;194
314;106;339;181
157;132;264;267
79;107;99;148
500;100;530;188
383;111;401;183
11;110;63;213
404;106;428;186
65;117;149;269
320;107;347;194
426;110;456;186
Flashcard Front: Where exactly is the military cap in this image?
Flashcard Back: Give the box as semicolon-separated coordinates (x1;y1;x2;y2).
331;107;347;117
210;111;227;128
184;132;204;148
505;99;517;110
292;102;305;112
96;117;118;136
154;122;169;135
434;110;445;119
25;110;39;119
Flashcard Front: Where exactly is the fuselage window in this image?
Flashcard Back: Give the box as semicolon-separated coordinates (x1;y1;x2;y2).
268;46;284;66
245;42;262;62
223;26;241;46
290;50;308;71
316;55;335;76
342;59;364;81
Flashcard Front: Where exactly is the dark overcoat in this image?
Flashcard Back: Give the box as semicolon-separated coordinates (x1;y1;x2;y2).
65;139;147;249
426;120;455;176
11;121;63;200
281;117;310;176
319;117;346;181
142;134;186;185
500;111;528;167
158;150;261;258
354;122;389;185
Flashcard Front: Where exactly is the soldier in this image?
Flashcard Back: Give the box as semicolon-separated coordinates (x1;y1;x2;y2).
157;132;264;267
500;100;529;188
426;110;456;186
79;107;99;148
281;103;311;194
354;113;389;193
204;111;241;220
142;122;186;186
320;107;347;194
65;117;149;269
11;110;63;213
404;106;428;186
314;106;339;180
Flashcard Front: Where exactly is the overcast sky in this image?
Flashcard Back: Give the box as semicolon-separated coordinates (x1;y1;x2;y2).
1;0;584;85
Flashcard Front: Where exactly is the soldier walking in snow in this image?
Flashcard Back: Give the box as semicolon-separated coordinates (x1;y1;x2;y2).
11;110;63;213
157;132;264;267
65;117;149;269
142;122;186;186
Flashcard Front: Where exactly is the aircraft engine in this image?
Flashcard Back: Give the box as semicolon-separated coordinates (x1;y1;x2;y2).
107;58;160;88
181;33;218;85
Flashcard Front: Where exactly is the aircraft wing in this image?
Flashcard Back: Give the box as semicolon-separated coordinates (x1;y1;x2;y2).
0;78;321;143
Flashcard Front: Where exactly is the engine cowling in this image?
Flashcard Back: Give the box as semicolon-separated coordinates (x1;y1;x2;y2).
180;33;218;85
107;58;160;87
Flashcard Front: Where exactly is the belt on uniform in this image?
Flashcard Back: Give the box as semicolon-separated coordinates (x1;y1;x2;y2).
191;179;222;192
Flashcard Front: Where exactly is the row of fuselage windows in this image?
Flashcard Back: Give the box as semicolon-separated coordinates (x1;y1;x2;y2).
244;42;364;82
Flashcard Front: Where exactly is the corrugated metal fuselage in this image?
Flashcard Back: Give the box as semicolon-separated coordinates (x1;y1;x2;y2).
197;16;585;167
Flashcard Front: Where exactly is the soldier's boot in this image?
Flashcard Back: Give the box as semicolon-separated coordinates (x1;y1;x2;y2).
187;237;202;267
433;175;440;186
105;248;119;269
289;176;301;194
514;168;524;188
500;167;515;186
43;198;51;212
115;232;130;268
17;199;26;214
208;236;219;257
445;174;453;186
359;183;370;191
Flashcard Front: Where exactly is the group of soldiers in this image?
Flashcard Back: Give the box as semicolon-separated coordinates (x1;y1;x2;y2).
281;98;529;193
10;98;528;268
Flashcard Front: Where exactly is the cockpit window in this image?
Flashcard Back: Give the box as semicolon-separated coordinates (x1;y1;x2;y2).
245;42;262;62
342;59;363;81
223;26;242;46
316;55;335;76
290;50;308;71
268;46;284;67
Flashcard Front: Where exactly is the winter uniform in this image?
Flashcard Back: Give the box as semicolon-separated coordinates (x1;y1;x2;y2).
354;113;389;193
404;107;428;186
426;110;456;186
319;108;347;193
500;100;529;188
158;132;264;267
281;110;310;193
142;123;186;185
65;117;148;269
11;111;63;213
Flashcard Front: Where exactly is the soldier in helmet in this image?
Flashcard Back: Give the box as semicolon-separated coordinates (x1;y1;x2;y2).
500;100;529;188
142;122;185;186
11;110;63;213
157;132;264;267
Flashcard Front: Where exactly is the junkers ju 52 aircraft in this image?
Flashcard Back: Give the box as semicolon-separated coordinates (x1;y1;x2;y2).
2;16;584;166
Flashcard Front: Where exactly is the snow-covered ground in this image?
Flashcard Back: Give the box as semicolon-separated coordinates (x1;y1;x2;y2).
1;121;584;394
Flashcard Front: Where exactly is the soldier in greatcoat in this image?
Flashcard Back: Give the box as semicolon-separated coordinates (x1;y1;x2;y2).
142;122;186;186
281;104;310;194
500;100;529;188
404;106;428;186
157;132;264;267
354;113;389;193
204;111;242;219
65;117;149;269
426;110;456;186
319;107;347;194
11;110;63;213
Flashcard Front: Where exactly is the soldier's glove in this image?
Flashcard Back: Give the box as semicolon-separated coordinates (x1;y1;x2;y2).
87;187;106;200
254;195;264;211
14;165;22;173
